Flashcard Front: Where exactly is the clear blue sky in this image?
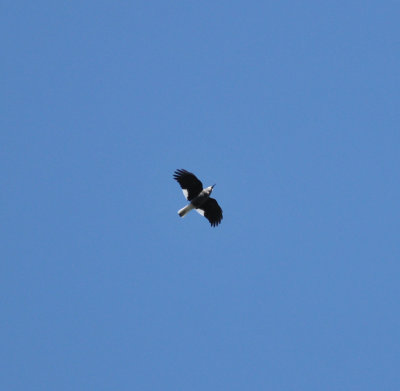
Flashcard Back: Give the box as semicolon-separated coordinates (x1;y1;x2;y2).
2;1;399;390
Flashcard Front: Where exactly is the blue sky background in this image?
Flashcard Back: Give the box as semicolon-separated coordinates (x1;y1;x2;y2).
2;1;400;390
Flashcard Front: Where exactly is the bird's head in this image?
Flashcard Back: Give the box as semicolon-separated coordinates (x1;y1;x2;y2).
205;184;216;195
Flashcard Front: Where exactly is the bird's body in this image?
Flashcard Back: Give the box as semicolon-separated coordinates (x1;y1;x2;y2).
173;169;223;227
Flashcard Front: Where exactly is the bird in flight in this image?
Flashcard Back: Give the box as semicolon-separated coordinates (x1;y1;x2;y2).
173;169;223;227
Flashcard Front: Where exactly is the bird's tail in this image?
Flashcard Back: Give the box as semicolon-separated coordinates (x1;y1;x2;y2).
178;204;194;217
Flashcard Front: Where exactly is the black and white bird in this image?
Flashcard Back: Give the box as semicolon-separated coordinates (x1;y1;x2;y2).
173;169;223;227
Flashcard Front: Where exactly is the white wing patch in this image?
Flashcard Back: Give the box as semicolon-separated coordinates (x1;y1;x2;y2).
196;208;205;216
182;189;189;199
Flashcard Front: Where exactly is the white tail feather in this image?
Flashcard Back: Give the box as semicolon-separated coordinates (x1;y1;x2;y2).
178;204;194;217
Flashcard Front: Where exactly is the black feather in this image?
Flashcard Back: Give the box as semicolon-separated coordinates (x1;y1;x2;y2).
173;169;203;200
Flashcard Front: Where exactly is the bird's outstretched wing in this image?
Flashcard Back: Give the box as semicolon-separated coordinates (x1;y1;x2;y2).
173;169;203;200
196;198;223;227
